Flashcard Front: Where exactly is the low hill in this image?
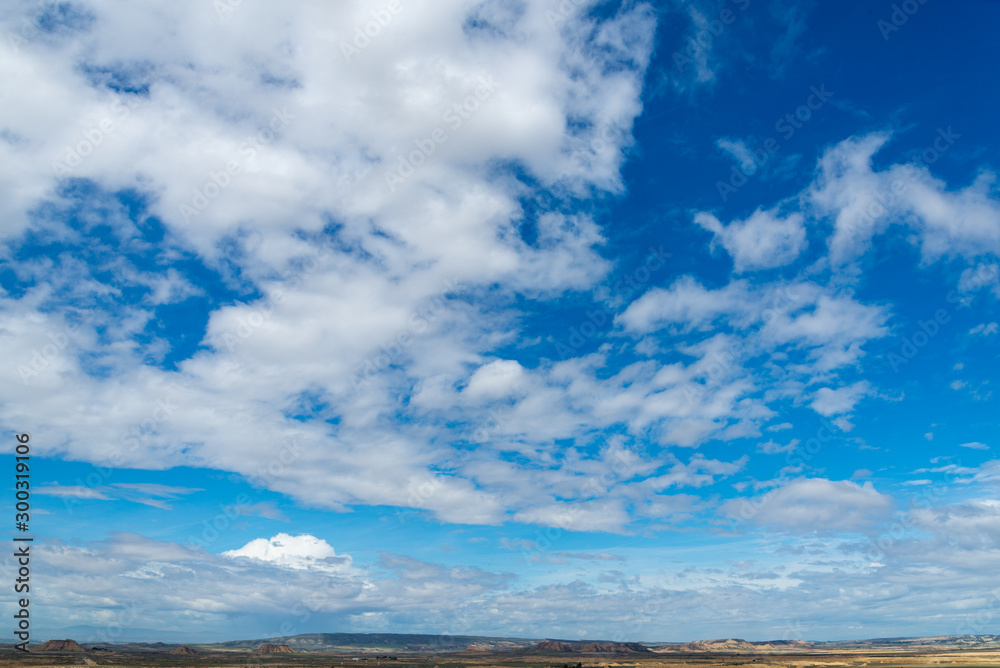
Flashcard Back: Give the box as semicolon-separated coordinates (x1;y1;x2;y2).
34;639;88;652
254;643;295;654
652;636;1000;653
653;639;814;652
822;635;1000;650
685;639;774;651
528;640;651;653
170;645;200;655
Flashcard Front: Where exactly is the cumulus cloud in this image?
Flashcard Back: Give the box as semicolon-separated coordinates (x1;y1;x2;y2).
808;132;1000;265
810;381;872;417
223;533;353;572
694;208;807;272
463;359;526;398
5;0;1000;645
758;288;890;372
618;276;889;393
0;0;660;529
616;276;751;333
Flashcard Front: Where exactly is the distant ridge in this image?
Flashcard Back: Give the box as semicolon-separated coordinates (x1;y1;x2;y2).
650;636;1000;652
675;639;813;651
209;632;537;653
528;640;651;654
254;643;294;654
81;632;1000;655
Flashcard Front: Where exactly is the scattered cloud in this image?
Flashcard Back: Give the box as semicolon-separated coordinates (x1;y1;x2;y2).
959;442;990;451
724;478;894;533
811;382;872;417
695;208;807;272
970;322;998;336
34;482;201;509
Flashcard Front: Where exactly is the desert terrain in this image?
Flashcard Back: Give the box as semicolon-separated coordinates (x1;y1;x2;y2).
4;635;1000;668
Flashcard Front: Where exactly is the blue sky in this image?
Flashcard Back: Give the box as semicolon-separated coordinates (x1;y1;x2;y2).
2;0;1000;645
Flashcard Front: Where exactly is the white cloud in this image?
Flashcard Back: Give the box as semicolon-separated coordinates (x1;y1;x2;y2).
223;533;353;572
0;0;660;529
969;322;998;336
670;6;721;90
959;442;990;451
757;438;799;454
35;484;112;500
725;478;894;533
832;416;855;432
34;482;201;509
513;499;630;533
961;264;1000;298
759;289;890;371
619;278;890;375
616;276;751;334
908;499;1000;549
463;359;526;398
811;381;872;417
808;132;1000;265
27;489;1000;641
694;208;807;272
553;551;625;561
4;0;1000;644
715;137;756;173
239;502;289;522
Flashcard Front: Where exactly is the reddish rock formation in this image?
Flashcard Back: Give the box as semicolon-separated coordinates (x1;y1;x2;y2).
170;646;200;655
33;639;87;652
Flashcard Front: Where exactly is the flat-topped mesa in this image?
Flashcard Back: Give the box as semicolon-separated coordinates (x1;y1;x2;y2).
33;639;88;652
253;643;295;654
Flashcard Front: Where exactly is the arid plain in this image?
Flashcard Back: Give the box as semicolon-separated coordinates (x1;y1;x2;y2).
5;636;1000;668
